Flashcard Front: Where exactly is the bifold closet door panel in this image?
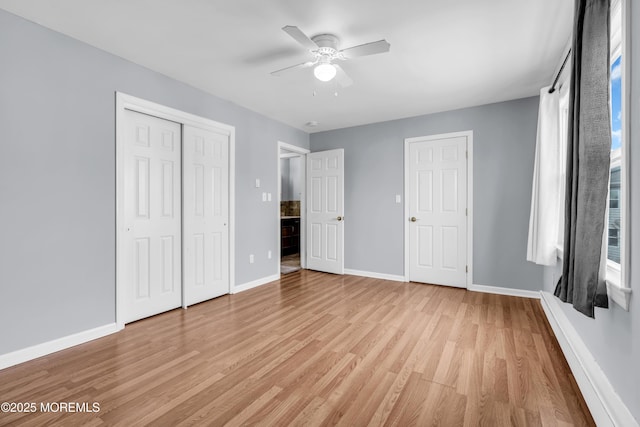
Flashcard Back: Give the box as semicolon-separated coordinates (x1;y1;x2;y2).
182;125;230;305
123;109;182;323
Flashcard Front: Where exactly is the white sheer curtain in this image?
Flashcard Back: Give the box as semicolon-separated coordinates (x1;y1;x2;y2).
527;86;561;265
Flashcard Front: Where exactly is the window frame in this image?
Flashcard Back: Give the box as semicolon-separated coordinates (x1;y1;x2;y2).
604;0;631;309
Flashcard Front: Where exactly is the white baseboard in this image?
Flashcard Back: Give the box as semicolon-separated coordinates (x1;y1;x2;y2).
232;273;280;294
0;323;119;371
540;291;638;427
344;269;405;282
468;283;540;299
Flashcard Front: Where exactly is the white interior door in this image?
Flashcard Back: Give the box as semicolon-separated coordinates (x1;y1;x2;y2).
123;110;182;323
408;135;468;287
307;149;344;274
183;125;230;305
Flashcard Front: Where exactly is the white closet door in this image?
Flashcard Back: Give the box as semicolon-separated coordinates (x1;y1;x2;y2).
306;149;344;275
183;125;230;305
408;135;467;287
123;110;182;323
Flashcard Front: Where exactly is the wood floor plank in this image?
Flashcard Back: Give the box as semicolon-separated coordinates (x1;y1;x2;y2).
0;270;594;426
383;371;431;426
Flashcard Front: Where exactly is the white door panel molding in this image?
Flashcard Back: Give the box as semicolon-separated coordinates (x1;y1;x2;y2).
405;131;473;288
306;149;344;275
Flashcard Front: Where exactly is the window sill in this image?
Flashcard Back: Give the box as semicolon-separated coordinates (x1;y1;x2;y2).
606;274;632;311
555;244;631;310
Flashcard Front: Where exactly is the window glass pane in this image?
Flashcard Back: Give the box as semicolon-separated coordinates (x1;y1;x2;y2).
608;165;621;263
611;56;622;150
607;51;622;264
610;188;619;209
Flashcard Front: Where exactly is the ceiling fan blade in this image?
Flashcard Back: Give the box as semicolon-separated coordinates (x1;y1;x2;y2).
340;40;390;59
334;64;353;88
282;25;318;51
271;60;316;76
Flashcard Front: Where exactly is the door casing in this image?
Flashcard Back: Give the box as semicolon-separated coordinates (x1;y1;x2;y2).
116;92;235;330
403;130;473;287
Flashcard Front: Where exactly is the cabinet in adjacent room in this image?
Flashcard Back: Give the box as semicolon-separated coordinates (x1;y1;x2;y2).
281;217;300;256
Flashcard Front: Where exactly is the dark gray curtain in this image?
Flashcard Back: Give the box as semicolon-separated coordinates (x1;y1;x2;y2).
555;0;611;318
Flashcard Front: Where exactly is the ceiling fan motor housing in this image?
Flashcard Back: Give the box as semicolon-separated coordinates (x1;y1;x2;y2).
311;34;340;59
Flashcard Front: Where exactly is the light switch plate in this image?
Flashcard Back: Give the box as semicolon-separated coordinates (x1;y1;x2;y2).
267;192;272;202
395;194;402;203
255;179;261;188
262;192;267;201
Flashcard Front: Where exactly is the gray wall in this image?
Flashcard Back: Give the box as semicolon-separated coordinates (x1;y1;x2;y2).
541;2;640;420
280;157;303;202
288;157;302;201
0;9;308;355
310;97;543;291
280;159;291;201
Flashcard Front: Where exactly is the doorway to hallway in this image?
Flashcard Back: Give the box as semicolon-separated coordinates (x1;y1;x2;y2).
278;142;309;275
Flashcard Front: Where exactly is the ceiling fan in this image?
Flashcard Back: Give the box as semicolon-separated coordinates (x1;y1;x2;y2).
271;26;390;87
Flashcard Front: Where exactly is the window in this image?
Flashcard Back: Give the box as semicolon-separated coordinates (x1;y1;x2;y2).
606;0;624;270
603;0;631;309
556;0;630;308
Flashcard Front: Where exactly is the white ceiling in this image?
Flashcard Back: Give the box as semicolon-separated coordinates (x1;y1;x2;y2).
0;0;573;133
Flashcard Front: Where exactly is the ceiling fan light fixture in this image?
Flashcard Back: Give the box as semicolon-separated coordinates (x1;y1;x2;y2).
314;63;337;82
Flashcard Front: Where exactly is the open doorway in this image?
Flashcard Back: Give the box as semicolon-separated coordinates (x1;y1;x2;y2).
277;142;309;275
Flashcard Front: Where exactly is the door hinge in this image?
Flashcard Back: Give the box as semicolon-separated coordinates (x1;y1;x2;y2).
466;150;468;159
466;265;468;273
465;208;468;216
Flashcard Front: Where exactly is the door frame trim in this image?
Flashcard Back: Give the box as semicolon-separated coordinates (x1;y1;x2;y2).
403;130;473;288
115;92;236;330
277;141;310;275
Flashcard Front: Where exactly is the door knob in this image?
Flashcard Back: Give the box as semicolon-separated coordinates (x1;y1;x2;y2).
337;216;343;221
410;217;417;222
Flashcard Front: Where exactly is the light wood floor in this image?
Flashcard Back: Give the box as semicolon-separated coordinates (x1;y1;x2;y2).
0;270;593;426
281;253;301;275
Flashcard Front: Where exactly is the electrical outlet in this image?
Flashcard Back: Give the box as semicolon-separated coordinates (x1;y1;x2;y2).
249;254;254;264
268;250;272;259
